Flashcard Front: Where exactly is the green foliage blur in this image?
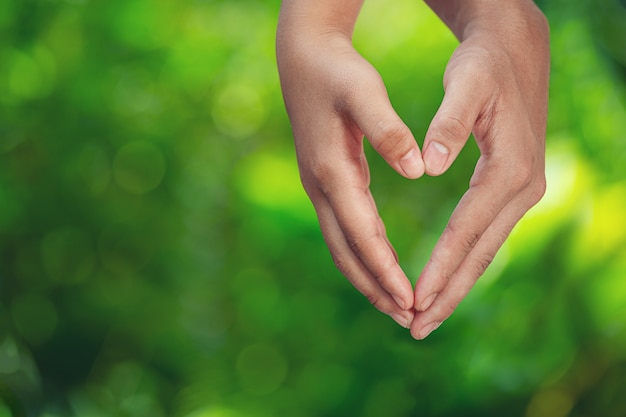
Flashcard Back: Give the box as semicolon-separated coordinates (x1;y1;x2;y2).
1;0;625;416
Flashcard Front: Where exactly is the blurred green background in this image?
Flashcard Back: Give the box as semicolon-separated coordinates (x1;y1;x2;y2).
1;0;625;416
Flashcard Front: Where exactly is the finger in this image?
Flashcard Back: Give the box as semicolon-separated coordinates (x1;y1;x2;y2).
313;195;415;328
346;66;425;180
304;129;417;311
414;141;543;313
302;136;415;314
415;139;546;313
323;175;415;310
409;184;541;340
422;61;491;176
297;105;414;315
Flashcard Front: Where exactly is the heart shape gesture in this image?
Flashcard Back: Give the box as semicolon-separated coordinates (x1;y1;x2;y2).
277;0;550;339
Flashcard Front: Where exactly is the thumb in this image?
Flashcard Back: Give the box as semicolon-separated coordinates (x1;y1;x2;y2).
348;72;424;180
422;75;486;177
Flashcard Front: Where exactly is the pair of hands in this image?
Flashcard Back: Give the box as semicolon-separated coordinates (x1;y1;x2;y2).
277;0;550;339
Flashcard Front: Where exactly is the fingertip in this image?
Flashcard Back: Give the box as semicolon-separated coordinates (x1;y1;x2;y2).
411;321;442;340
423;141;449;176
416;292;438;312
399;148;425;179
391;292;413;311
409;321;422;340
391;310;414;329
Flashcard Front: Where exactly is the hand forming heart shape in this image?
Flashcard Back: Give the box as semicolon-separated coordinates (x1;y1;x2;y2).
277;0;550;339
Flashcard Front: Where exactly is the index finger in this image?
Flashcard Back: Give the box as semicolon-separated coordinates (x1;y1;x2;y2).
414;153;530;311
316;159;415;311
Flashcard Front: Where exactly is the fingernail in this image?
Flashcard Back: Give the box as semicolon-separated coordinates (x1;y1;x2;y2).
391;312;413;329
419;321;442;339
399;148;424;179
391;293;408;310
419;293;437;311
424;141;449;175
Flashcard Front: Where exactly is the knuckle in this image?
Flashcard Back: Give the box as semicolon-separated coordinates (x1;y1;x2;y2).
308;159;334;182
474;253;495;277
305;159;340;196
499;158;534;193
446;223;480;252
463;232;481;251
346;233;376;260
331;253;351;278
437;114;471;142
365;292;381;308
527;174;547;206
501;157;546;204
510;163;533;191
370;121;413;156
346;236;362;256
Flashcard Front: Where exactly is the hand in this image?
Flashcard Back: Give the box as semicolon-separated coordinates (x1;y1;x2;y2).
410;2;550;339
277;7;425;328
276;0;550;339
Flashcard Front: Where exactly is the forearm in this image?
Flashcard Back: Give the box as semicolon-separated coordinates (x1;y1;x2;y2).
276;0;367;106
425;0;549;127
424;0;548;42
277;0;364;42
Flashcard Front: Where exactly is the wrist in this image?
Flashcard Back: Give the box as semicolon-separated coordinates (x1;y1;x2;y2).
277;0;363;42
464;3;548;46
425;0;548;44
277;2;359;74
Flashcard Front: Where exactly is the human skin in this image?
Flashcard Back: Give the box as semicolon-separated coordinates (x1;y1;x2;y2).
276;0;549;339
